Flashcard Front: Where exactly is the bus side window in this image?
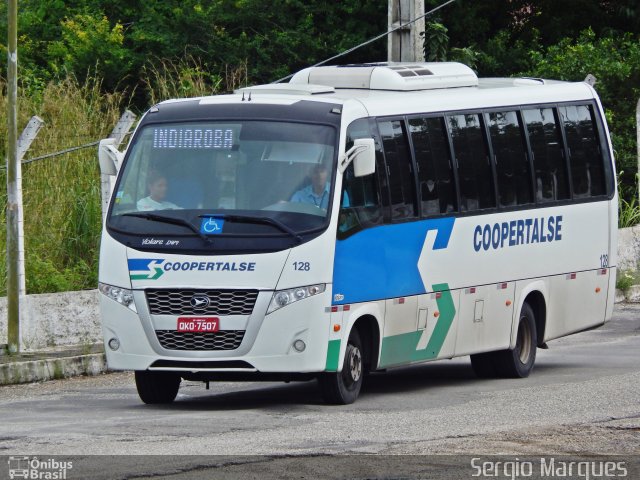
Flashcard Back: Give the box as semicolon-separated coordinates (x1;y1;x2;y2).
487;111;533;207
522;108;570;203
448;113;495;212
377;119;418;220
559;104;606;198
408;116;457;216
338;119;383;237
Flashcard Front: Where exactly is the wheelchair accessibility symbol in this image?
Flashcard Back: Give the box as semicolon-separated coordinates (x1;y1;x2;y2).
200;217;225;235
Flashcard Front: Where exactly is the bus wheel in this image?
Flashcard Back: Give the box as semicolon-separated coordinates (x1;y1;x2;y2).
135;371;181;404
497;302;538;378
318;329;364;405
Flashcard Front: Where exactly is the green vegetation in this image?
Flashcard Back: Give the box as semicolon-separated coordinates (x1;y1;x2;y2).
0;69;220;296
616;270;637;292
0;76;127;295
619;195;640;229
0;1;638;294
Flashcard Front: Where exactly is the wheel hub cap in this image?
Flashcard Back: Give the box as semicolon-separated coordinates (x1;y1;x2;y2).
349;347;362;383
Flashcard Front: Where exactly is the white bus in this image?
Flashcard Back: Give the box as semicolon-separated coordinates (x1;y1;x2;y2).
98;62;617;405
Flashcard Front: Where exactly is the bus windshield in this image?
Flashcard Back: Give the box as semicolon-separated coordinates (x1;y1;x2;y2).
108;121;337;240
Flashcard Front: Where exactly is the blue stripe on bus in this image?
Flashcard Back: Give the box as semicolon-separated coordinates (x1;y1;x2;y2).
332;217;455;305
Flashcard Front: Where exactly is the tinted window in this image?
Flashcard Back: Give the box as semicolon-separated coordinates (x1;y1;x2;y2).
408;116;457;216
448;113;495;211
487;111;533;207
339;119;383;236
559;105;606;198
523;108;570;202
378;120;418;220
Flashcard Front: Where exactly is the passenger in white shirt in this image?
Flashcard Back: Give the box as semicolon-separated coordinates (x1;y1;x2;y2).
137;173;179;211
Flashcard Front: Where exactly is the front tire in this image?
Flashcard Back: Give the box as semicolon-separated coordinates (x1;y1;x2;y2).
135;371;181;404
318;329;364;404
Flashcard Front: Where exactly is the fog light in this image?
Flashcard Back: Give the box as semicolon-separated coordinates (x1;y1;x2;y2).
293;339;306;352
108;337;120;351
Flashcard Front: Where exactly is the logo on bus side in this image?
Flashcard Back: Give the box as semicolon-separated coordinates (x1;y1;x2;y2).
473;215;563;252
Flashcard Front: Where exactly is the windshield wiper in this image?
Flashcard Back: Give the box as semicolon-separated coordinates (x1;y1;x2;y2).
121;212;213;244
199;214;303;244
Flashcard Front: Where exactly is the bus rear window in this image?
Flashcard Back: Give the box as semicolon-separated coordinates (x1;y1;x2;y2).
559;105;606;198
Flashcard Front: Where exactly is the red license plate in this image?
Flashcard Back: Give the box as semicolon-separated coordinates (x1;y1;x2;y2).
177;317;219;332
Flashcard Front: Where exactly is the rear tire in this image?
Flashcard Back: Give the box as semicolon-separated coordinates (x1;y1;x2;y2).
470;302;537;379
318;329;364;404
135;370;181;404
496;302;537;378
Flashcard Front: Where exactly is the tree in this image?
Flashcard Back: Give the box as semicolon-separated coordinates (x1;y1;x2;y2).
525;29;640;199
47;14;130;90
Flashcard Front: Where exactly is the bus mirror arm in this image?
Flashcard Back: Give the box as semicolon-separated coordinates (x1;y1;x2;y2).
98;138;124;176
340;138;376;177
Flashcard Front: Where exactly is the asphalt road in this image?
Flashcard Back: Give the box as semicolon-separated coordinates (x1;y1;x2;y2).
0;305;638;478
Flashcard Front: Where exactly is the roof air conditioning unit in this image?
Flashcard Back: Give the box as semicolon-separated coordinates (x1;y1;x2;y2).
290;62;478;91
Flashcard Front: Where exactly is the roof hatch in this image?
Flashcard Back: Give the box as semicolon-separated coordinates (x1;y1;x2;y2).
290;62;478;91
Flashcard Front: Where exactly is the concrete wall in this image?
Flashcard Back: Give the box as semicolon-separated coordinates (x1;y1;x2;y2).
0;289;100;352
1;227;640;351
617;225;640;272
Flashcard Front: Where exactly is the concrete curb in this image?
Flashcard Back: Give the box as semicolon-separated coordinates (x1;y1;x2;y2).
0;352;107;386
615;286;640;303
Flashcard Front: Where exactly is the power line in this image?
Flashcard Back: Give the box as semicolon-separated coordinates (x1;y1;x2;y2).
272;0;457;83
20;140;100;165
0;131;134;169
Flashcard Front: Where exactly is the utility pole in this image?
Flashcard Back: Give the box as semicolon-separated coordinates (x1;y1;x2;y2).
388;0;426;62
6;0;19;353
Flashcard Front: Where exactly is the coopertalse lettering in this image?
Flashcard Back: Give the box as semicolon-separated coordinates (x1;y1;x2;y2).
473;215;563;252
162;261;256;272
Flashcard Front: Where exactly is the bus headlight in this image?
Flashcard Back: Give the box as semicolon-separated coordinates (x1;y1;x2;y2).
98;282;137;312
267;284;326;314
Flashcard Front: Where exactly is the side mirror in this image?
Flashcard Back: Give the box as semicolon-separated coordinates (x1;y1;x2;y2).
339;138;376;177
98;138;123;176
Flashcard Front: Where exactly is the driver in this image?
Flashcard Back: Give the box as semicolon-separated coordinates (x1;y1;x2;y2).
290;163;330;209
137;172;179;211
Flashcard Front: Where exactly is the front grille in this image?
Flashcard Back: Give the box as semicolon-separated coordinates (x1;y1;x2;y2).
155;330;245;351
146;289;258;316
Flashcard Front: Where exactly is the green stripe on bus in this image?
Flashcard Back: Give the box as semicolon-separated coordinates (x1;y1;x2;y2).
379;284;456;368
325;339;341;371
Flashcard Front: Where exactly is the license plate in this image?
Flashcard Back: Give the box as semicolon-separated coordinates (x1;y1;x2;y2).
177;317;219;332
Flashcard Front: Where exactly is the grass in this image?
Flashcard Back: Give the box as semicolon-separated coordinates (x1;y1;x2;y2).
616;270;635;291
619;195;640;229
0;75;127;295
0;58;243;295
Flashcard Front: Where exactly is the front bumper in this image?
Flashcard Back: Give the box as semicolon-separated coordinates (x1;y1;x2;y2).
100;289;333;374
